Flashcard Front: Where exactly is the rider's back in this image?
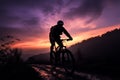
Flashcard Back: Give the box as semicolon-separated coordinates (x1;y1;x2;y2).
50;25;65;38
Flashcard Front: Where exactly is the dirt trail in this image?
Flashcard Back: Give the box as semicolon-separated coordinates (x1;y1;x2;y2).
32;64;112;80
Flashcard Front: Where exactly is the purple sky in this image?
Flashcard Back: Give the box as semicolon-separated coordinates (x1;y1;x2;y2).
0;0;120;35
0;0;120;57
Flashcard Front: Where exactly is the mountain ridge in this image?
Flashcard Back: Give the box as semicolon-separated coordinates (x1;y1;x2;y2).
27;28;120;66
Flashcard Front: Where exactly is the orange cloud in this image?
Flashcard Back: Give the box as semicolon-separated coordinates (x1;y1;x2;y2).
13;24;120;52
73;24;120;44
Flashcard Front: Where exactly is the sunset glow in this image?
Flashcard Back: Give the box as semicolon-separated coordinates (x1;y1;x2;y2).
0;0;120;55
1;1;120;79
13;24;120;52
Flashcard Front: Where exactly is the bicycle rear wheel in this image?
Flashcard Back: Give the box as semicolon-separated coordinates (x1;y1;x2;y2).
62;49;75;74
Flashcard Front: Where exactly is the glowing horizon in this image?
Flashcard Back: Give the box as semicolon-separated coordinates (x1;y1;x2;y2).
1;0;120;54
13;24;120;52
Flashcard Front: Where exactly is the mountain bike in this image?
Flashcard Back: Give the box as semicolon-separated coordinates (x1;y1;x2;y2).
50;39;75;74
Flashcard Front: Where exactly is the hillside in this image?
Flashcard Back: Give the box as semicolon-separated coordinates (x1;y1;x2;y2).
26;53;50;64
29;29;120;63
70;28;120;64
27;28;120;76
27;28;120;64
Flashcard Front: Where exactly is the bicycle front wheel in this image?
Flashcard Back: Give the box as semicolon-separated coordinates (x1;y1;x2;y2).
62;49;75;74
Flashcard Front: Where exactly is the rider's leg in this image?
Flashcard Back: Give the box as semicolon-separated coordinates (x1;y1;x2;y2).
50;37;55;60
55;38;64;63
50;44;55;57
56;39;63;51
50;42;55;52
50;37;55;52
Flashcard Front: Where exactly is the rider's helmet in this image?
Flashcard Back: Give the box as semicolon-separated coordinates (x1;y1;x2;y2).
57;20;64;25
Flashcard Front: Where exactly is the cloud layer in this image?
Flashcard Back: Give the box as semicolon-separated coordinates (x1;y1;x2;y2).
0;0;120;42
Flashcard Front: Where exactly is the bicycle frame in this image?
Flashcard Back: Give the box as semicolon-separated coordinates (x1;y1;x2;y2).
54;39;68;52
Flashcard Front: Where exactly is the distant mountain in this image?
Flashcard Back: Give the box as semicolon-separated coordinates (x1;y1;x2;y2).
27;28;120;67
26;28;120;76
26;53;50;64
70;28;120;67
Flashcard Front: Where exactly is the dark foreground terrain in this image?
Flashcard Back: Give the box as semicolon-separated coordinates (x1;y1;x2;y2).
0;63;120;80
0;63;42;80
32;64;114;80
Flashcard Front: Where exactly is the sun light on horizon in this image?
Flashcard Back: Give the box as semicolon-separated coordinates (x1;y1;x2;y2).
12;24;120;52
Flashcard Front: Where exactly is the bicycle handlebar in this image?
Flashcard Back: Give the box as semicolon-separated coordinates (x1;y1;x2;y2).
61;39;72;41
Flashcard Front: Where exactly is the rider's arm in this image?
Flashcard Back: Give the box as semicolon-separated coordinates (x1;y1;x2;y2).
62;27;73;40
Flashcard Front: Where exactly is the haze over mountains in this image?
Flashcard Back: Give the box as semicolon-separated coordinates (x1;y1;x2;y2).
27;28;120;66
70;28;120;64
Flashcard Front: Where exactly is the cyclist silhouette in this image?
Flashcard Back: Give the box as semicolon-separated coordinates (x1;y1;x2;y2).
49;20;73;60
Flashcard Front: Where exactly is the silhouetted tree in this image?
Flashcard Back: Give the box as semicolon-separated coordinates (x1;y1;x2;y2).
0;35;22;64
